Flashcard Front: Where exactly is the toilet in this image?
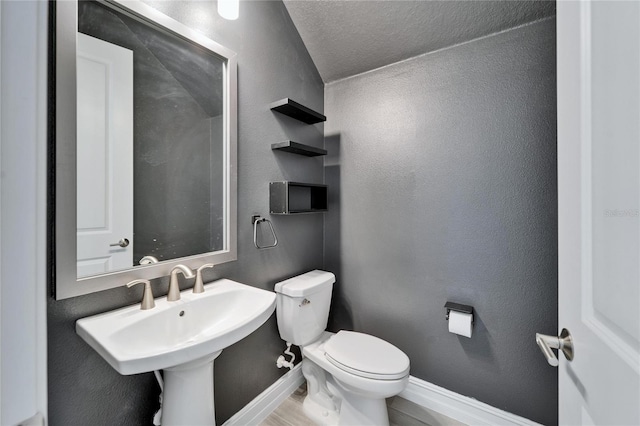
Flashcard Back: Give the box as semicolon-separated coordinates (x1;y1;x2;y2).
274;270;410;426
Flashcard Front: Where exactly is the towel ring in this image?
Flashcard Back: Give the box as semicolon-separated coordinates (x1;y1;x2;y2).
252;215;278;249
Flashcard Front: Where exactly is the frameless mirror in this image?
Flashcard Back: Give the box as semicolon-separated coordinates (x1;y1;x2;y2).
55;0;237;299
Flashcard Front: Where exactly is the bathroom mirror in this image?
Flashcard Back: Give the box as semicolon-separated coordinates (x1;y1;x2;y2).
55;0;237;299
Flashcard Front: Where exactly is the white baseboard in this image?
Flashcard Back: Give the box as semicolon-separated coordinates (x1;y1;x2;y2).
399;376;542;426
223;363;304;426
223;367;541;426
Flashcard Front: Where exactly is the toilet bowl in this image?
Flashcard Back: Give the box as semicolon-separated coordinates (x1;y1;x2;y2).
274;270;410;425
302;331;409;425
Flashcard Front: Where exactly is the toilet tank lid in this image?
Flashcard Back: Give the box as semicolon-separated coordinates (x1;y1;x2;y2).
274;270;335;297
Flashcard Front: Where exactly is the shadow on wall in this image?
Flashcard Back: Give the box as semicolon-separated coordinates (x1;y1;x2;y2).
452;312;498;370
324;134;353;331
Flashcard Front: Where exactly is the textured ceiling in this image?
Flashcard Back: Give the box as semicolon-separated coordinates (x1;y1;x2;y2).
283;0;556;83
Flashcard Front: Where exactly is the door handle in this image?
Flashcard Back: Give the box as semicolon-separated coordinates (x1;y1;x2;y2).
110;238;130;248
536;328;574;367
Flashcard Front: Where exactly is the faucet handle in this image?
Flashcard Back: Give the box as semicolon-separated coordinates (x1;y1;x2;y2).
126;279;155;310
193;264;214;294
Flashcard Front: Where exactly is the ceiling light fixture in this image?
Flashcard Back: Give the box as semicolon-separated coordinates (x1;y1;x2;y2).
218;0;239;20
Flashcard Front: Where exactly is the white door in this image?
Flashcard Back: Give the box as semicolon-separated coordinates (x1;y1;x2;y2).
554;1;640;425
76;33;134;278
0;1;48;424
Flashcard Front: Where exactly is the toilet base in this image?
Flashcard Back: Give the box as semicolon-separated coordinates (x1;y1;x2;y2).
301;354;393;426
303;394;340;426
302;382;390;426
337;391;389;426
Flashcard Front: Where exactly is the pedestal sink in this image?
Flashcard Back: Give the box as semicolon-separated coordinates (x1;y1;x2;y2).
76;279;276;425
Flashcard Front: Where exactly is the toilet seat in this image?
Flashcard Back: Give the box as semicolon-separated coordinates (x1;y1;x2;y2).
324;331;410;380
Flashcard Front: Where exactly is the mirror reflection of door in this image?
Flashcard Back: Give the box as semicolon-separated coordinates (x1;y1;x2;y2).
76;33;133;278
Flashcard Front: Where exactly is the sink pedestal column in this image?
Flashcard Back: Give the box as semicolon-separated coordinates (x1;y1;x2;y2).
161;351;223;425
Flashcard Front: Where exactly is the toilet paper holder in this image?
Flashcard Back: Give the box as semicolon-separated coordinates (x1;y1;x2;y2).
444;302;474;322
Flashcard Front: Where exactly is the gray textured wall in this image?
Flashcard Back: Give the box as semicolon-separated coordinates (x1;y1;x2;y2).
48;1;324;424
324;18;558;426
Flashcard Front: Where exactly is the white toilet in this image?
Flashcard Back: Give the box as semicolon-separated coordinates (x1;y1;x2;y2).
274;270;410;426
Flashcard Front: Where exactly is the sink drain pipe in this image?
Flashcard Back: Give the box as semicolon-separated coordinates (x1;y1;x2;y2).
276;342;295;370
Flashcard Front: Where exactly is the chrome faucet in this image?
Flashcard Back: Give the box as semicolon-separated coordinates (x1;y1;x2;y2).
167;265;194;301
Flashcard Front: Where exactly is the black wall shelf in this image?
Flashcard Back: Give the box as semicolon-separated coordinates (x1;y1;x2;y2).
270;98;326;124
271;141;327;157
270;181;328;214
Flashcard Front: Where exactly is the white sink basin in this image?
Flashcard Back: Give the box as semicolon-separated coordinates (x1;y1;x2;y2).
76;278;276;375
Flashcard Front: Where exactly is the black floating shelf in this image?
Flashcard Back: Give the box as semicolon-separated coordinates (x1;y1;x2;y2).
270;181;328;214
270;98;326;124
271;141;327;157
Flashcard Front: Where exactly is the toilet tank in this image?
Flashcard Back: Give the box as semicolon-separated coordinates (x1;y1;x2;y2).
274;270;335;346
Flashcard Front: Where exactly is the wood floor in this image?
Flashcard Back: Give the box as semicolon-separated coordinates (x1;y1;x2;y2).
260;383;466;426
